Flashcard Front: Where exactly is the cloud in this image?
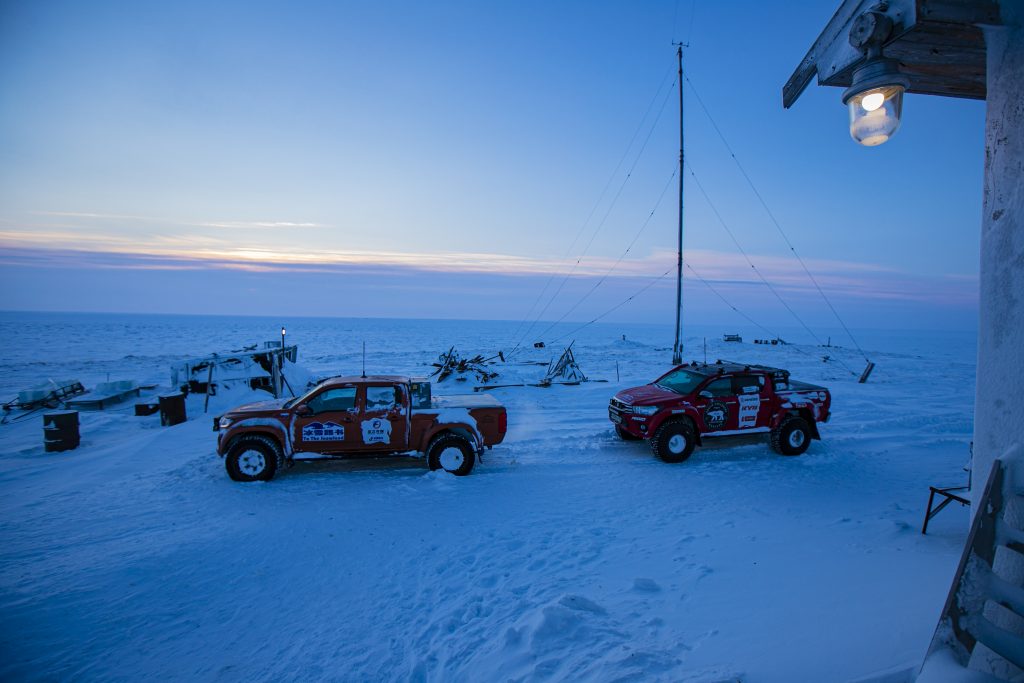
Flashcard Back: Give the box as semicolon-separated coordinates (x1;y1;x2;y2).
31;211;159;221
7;210;962;303
195;221;325;229
31;210;328;230
0;207;977;311
0;241;978;310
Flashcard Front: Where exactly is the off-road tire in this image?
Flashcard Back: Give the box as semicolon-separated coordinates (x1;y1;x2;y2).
226;435;282;482
615;425;641;441
426;434;476;476
650;420;696;463
771;416;811;456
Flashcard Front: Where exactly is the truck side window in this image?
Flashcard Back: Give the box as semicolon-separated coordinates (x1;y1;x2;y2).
732;375;764;395
365;386;397;411
308;387;357;413
704;378;733;397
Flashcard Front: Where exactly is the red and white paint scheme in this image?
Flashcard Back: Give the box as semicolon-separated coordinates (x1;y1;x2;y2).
609;361;831;463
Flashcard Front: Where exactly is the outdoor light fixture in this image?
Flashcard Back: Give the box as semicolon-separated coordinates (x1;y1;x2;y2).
842;8;909;146
281;326;286;349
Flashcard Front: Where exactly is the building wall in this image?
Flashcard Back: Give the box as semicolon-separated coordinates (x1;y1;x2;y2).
969;2;1024;676
974;2;1024;510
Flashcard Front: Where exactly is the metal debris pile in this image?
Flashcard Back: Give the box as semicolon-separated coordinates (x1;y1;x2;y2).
429;347;502;383
538;343;587;386
2;380;86;422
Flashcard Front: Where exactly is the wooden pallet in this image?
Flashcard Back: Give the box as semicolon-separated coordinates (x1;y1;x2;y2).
67;384;141;411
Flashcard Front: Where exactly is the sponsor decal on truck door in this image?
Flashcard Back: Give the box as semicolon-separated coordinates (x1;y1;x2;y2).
737;393;760;428
359;384;408;450
294;385;358;453
361;418;392;444
302;421;346;441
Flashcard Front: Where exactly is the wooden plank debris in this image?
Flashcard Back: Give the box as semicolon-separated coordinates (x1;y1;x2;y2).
923;457;1024;674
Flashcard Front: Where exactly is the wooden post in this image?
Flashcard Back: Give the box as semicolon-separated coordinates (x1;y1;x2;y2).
204;362;214;414
858;361;875;383
271;353;281;399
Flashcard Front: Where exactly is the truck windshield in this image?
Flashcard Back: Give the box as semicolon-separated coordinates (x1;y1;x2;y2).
284;386;319;409
655;369;705;395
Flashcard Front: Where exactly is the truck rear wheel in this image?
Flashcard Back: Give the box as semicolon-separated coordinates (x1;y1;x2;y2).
771;416;811;456
427;434;476;476
226;435;281;482
650;421;696;463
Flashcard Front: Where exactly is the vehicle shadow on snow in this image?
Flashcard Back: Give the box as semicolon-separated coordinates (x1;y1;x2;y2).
281;456;429;478
611;430;810;466
283;456;518;479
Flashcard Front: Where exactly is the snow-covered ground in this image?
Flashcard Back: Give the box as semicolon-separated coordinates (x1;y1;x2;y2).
0;313;976;681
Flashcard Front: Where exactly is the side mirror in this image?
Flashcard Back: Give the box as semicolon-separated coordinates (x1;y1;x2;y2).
295;404;312;417
699;391;713;399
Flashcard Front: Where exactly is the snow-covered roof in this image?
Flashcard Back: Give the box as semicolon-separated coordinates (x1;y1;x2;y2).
317;375;411;387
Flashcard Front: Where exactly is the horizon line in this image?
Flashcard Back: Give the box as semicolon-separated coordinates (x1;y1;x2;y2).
0;307;982;334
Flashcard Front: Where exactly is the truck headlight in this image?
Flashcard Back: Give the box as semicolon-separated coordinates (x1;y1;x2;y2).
633;406;658;416
218;416;233;430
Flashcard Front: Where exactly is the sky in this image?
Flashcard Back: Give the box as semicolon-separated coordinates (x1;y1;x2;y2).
0;0;986;335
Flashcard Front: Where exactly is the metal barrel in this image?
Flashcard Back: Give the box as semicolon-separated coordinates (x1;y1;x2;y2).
43;411;80;452
134;402;159;416
159;393;187;427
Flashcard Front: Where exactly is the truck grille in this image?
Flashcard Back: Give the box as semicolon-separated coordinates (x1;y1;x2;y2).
609;398;632;416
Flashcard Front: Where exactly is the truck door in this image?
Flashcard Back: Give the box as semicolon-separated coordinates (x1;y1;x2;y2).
731;374;770;429
696;376;738;432
293;385;360;453
357;383;409;451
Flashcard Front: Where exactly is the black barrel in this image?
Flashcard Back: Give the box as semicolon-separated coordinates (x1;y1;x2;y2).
134;402;159;416
44;411;80;452
159;393;187;427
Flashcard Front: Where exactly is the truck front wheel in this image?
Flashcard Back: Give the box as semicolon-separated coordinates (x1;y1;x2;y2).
427;434;476;476
650;421;696;463
226;435;280;482
771;417;811;456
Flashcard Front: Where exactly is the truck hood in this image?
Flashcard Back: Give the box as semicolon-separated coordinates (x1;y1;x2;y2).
226;397;291;415
614;383;685;406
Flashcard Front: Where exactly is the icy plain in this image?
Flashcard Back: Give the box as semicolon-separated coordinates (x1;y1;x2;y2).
0;313;976;682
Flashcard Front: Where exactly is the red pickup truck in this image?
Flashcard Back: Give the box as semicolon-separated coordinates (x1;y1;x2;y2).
215;375;507;481
609;361;831;462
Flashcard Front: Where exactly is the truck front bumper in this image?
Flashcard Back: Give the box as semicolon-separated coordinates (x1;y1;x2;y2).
609;405;651;437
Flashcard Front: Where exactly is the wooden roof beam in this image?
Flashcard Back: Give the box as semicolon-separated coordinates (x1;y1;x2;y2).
783;0;1001;108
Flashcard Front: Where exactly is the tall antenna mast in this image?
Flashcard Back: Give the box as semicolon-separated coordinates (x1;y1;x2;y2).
672;43;687;365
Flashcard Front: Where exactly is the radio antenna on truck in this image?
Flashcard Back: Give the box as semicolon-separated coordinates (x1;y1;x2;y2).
361;341;367;378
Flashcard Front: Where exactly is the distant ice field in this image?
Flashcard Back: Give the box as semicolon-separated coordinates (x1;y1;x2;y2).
0;311;977;397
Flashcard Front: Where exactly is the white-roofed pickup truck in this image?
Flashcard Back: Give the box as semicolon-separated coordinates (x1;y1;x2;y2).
215;376;507;481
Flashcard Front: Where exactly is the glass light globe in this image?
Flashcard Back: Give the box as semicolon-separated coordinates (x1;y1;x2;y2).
861;92;885;111
847;85;904;146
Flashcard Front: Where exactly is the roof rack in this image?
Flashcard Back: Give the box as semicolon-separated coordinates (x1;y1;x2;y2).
716;359;787;374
